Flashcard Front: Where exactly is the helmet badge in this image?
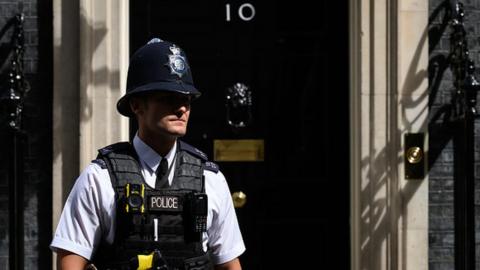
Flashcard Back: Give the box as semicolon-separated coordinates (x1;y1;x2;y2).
167;45;188;78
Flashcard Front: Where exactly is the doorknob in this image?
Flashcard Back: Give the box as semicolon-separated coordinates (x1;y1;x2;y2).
232;191;247;208
404;133;425;180
406;146;423;164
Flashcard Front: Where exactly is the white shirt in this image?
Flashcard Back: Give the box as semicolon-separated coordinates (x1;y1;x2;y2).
50;135;245;265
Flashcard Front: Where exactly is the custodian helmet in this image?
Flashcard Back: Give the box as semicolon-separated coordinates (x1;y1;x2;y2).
117;38;201;117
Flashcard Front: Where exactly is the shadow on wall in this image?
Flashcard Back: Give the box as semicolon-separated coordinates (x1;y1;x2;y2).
54;0;115;203
428;0;454;167
78;3;121;128
359;1;441;269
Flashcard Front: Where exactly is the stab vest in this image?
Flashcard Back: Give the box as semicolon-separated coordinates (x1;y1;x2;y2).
91;141;219;270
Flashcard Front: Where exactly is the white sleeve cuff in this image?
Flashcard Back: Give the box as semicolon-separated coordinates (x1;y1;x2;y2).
50;237;94;261
211;243;246;265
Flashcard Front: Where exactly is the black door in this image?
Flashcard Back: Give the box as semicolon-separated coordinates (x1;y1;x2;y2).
131;1;350;269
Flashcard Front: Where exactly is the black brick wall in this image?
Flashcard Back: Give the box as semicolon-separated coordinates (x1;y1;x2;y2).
0;1;52;269
429;0;480;269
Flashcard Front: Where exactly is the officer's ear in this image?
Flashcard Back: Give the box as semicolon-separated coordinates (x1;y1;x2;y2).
129;95;148;116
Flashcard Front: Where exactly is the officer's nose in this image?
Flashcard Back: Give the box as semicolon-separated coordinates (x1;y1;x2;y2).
174;102;190;116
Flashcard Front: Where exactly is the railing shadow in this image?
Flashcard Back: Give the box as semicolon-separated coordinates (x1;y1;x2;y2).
358;1;453;268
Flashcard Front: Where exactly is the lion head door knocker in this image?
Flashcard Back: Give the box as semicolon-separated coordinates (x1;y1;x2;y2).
225;82;253;128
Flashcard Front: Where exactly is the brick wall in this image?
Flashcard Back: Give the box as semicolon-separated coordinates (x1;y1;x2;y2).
429;0;480;269
0;0;52;269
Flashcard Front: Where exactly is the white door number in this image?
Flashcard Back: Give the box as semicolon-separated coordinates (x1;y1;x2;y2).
226;3;256;22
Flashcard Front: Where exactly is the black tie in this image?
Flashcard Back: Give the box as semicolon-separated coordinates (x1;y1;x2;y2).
155;158;169;189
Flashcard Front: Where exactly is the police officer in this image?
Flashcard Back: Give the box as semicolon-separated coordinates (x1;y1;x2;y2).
51;38;245;270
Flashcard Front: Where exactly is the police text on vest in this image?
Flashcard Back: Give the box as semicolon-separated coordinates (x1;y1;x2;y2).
149;195;180;210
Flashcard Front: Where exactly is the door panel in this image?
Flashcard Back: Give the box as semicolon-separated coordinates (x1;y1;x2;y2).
131;1;349;269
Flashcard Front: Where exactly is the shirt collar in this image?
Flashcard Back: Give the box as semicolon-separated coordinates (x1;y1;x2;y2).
133;134;177;173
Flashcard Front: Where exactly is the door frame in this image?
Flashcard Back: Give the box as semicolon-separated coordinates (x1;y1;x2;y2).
349;0;429;269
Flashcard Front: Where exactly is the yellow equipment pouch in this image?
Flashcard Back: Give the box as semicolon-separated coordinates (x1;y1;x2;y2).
136;252;154;270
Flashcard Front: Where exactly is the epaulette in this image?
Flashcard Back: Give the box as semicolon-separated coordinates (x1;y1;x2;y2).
178;141;219;173
98;142;131;156
91;158;107;169
204;161;219;173
178;140;208;161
